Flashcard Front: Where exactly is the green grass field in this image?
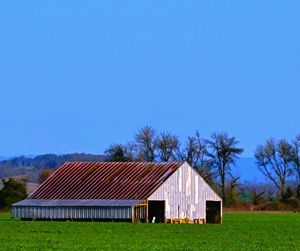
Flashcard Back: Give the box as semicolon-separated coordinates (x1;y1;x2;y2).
0;212;299;250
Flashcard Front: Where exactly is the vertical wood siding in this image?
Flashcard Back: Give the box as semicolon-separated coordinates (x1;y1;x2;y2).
148;162;222;220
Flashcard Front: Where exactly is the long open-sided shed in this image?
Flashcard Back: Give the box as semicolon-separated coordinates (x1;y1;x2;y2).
12;162;222;223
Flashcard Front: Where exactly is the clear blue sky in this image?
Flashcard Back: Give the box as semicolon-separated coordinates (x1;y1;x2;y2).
0;1;299;157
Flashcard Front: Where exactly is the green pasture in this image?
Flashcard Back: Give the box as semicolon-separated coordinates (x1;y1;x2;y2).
0;211;299;250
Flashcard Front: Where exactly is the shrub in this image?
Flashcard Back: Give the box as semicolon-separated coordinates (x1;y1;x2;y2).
0;178;27;208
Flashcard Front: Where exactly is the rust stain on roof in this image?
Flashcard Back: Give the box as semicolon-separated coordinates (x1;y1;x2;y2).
29;162;182;200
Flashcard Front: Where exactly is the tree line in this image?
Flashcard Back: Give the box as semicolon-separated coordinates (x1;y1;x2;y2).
106;126;300;208
105;126;243;206
2;126;300;209
255;137;300;200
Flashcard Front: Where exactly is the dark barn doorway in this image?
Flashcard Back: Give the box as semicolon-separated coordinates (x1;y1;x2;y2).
148;200;165;223
206;201;221;224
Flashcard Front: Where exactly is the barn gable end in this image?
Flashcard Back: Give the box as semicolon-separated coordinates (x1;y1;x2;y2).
148;162;222;221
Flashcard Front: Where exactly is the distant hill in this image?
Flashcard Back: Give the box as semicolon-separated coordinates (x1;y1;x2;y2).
0;156;8;161
0;153;107;182
0;154;264;184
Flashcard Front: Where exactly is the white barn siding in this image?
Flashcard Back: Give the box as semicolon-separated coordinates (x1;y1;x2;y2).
148;162;221;220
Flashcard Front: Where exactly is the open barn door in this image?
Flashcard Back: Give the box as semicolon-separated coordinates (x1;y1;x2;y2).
148;200;165;223
206;201;221;224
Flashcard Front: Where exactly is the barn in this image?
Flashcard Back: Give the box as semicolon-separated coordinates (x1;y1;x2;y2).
12;162;222;223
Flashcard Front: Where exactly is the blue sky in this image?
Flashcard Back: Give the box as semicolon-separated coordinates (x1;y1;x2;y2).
0;1;300;157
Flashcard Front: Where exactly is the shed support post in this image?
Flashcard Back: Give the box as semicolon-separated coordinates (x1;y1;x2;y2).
146;200;149;223
221;200;223;224
132;206;135;223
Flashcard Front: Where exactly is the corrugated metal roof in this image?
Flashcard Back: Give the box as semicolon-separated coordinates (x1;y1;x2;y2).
13;199;142;207
29;162;182;200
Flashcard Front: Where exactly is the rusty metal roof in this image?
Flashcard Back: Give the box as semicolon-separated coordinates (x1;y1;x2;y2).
29;162;182;200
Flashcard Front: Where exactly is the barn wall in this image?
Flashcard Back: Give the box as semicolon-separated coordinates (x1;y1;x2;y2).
148;162;222;220
12;206;132;220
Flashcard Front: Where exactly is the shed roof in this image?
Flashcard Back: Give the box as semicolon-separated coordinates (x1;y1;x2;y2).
13;199;142;207
29;162;183;200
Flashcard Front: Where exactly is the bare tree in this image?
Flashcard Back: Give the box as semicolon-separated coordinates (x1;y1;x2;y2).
197;160;215;188
247;186;266;206
291;135;300;185
175;132;215;186
135;126;158;162
242;182;269;205
254;138;294;198
105;144;133;162
206;132;244;205
226;176;241;206
175;132;205;166
39;169;55;183
125;142;139;161
157;132;179;162
175;133;198;163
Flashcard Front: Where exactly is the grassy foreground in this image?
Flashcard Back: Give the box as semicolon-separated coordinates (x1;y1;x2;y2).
0;212;300;250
